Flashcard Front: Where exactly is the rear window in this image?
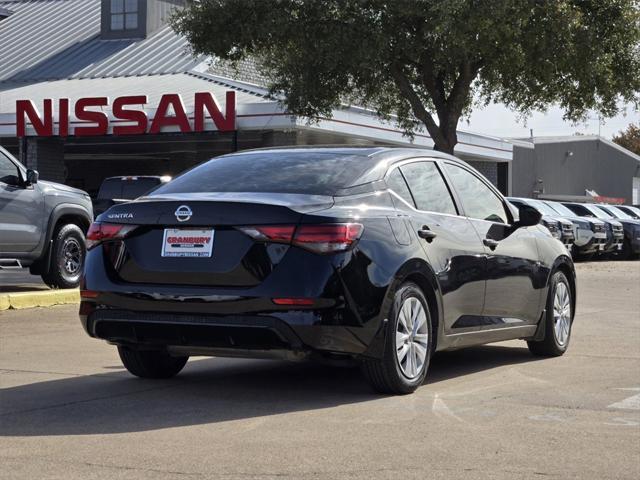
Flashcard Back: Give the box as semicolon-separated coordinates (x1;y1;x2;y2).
97;179;122;199
121;179;161;199
152;152;374;196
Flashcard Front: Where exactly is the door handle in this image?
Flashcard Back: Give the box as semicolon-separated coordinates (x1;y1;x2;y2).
418;226;437;242
483;238;499;250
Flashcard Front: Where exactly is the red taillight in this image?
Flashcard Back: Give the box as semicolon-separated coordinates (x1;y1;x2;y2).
238;223;363;254
293;224;363;253
236;225;295;243
272;298;315;306
86;222;137;249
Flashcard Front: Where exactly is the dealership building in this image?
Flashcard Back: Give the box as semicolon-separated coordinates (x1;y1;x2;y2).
1;0;637;203
510;136;640;205
0;0;512;196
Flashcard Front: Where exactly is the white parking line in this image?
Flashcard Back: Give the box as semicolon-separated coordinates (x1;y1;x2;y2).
608;388;640;411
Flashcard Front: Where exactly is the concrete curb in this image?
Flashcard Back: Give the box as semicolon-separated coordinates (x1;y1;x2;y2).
0;289;79;310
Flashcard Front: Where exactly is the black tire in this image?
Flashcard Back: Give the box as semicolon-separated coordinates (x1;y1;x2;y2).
117;346;188;379
527;271;573;357
361;282;433;395
41;224;86;289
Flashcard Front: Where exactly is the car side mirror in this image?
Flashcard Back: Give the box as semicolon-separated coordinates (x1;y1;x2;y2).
26;169;39;185
515;204;541;228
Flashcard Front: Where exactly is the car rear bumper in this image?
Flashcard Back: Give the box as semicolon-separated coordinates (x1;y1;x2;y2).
80;307;378;359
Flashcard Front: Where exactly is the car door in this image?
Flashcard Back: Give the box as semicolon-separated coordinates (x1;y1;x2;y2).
441;162;543;326
0;150;44;253
391;160;487;334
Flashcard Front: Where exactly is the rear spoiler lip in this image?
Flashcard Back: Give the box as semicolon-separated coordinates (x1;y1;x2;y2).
133;192;335;214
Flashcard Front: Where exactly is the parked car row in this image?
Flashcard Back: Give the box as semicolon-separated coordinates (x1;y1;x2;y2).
507;197;639;260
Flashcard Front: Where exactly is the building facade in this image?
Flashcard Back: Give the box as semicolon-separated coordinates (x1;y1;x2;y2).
0;0;513;196
511;136;640;205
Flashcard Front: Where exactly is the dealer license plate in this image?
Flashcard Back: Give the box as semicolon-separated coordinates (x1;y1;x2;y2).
161;229;214;258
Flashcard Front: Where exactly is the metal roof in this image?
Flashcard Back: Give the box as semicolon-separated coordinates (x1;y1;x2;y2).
0;72;271;112
0;0;203;86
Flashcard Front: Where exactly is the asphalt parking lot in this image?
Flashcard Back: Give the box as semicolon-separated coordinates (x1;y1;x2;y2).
0;270;47;293
1;261;639;479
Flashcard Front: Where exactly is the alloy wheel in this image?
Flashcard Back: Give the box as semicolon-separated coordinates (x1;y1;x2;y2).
396;297;429;379
553;282;571;346
61;237;82;275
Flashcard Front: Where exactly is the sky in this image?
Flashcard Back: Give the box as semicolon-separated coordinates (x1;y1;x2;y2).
461;102;639;140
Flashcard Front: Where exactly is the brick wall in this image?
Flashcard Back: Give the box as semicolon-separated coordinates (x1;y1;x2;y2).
24;137;66;183
466;160;498;187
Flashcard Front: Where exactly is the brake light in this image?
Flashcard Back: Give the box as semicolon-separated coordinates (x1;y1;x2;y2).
272;298;315;306
293;224;363;253
236;225;295;243
86;222;137;249
238;223;363;253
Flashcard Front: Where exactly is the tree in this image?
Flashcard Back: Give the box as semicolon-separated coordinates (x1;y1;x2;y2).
172;0;640;154
613;123;640;155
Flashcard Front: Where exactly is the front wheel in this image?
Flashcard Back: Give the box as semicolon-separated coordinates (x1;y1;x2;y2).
527;271;573;357
41;224;86;289
361;282;433;394
118;346;188;379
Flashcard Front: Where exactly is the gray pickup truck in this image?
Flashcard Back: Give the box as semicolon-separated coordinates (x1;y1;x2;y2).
0;146;93;288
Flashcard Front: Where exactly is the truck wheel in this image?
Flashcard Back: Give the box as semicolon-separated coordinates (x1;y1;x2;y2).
118;346;188;379
361;282;433;394
41;224;86;289
527;271;573;357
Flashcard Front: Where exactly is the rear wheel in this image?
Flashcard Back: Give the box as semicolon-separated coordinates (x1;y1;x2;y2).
118;346;188;379
41;224;86;289
361;282;433;394
528;271;573;357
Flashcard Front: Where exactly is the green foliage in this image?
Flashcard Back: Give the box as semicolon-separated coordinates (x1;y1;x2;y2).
613;123;640;155
172;0;640;153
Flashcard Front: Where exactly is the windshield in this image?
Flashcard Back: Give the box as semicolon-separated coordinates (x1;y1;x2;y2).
587;204;614;219
604;205;634;220
621;206;640;218
544;201;576;217
527;199;559;216
153;152;374;196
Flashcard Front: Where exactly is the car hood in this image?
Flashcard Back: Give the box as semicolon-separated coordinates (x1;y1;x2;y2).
39;180;89;197
564;216;604;227
601;219;623;228
617;219;640;228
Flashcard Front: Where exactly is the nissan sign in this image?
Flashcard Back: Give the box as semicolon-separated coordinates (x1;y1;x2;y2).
15;91;236;137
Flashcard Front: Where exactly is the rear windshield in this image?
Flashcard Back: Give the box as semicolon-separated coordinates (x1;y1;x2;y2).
97;179;121;199
152;152;374;196
121;179;161;199
98;178;161;200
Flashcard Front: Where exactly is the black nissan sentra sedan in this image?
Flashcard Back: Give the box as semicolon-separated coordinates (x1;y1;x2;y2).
80;147;576;394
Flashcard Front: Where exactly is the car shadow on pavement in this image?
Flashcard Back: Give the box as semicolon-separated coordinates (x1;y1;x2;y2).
0;345;539;437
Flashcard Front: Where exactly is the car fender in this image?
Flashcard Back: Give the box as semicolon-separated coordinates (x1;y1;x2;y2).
362;257;444;359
